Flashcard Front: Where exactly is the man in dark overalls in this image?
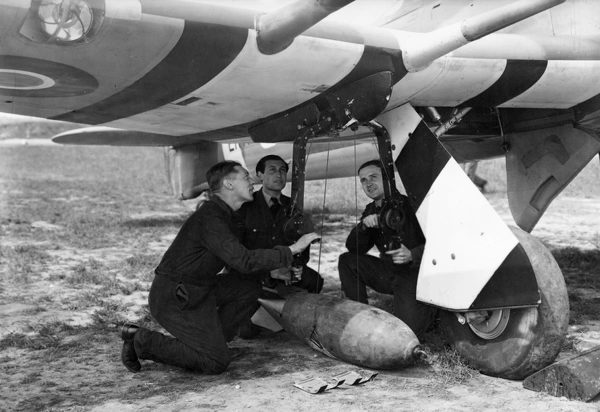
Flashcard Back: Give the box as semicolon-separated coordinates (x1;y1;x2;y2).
119;160;319;374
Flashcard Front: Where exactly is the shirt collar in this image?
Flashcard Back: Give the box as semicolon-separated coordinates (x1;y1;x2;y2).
210;194;233;215
262;188;281;206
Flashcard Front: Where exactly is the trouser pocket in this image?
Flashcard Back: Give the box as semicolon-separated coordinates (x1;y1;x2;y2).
175;283;189;309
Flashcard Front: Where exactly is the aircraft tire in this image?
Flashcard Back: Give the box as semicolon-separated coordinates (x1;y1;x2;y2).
440;227;569;380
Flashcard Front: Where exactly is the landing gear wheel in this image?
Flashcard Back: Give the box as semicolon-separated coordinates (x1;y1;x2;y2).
440;227;569;380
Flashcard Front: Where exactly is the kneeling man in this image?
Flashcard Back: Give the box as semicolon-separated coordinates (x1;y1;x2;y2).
120;161;319;374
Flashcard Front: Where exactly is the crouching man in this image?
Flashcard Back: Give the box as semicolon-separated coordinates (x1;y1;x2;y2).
338;160;436;339
238;155;323;296
119;161;319;374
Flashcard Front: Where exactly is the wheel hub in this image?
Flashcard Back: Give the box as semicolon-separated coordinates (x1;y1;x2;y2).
468;309;511;340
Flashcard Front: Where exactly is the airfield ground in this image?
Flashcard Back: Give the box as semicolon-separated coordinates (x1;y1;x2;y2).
1;144;599;411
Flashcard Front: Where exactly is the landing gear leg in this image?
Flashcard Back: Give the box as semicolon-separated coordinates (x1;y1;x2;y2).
374;104;569;380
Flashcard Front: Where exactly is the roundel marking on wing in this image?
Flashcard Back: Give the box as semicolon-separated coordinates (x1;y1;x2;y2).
0;70;56;90
0;56;98;97
53;22;249;124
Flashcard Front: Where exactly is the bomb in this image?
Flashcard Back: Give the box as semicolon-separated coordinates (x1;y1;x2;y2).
259;293;423;370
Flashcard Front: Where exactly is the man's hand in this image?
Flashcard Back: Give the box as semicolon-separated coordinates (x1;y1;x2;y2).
385;244;413;265
289;233;321;255
361;214;379;229
270;267;293;285
290;266;302;283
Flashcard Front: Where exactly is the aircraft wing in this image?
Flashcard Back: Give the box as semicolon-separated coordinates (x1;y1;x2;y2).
0;0;579;140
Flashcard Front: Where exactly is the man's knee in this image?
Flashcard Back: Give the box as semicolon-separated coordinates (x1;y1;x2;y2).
203;357;230;375
338;252;359;280
338;252;354;272
187;349;231;375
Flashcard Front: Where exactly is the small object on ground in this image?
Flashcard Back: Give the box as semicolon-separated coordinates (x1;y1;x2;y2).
31;221;63;231
293;369;378;394
293;375;343;394
523;346;600;401
330;370;378;385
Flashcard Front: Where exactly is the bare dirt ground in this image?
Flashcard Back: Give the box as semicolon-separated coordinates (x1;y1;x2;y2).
1;147;599;412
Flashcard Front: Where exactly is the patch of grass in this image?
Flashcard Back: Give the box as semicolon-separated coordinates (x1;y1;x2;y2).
429;348;477;386
122;253;161;282
0;320;75;350
20;371;42;384
125;253;159;269
21;307;47;315
63;216;124;249
77;291;103;306
96;280;145;297
568;295;600;324
420;328;477;387
1;244;51;283
551;247;600;324
66;263;106;285
122;215;186;229
561;334;579;352
64;259;127;294
0;333;32;350
553;247;600;274
90;300;130;327
13;244;50;260
133;305;159;330
36;295;53;303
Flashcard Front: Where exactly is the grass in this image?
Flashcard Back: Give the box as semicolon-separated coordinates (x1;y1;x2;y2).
416;322;479;387
89;299;131;326
1;244;51;283
0;320;75;351
552;247;600;324
123;252;162;281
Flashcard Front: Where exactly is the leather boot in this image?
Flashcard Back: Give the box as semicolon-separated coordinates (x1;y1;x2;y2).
120;323;141;373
